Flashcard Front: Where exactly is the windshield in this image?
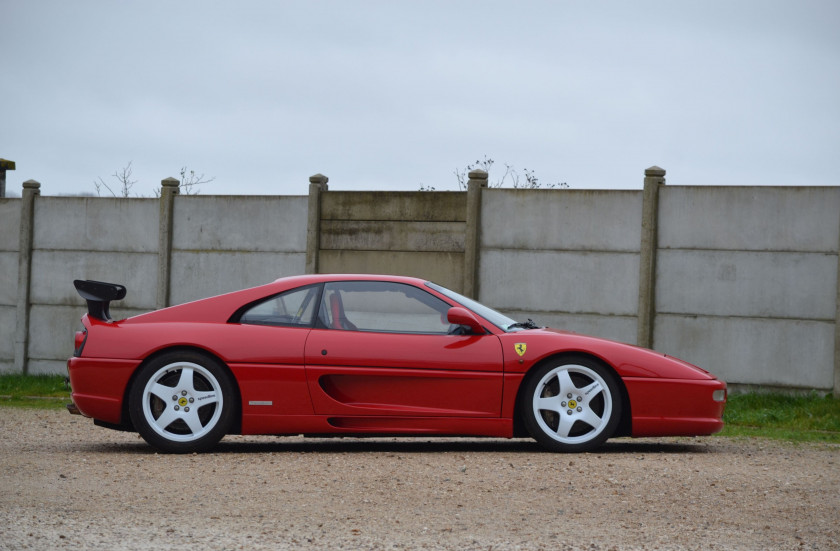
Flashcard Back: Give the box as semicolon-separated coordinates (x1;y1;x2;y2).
425;281;524;332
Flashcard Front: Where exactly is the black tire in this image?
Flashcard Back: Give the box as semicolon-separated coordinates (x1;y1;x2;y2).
521;355;622;453
128;351;235;453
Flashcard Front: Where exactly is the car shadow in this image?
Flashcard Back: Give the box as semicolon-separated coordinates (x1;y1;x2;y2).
78;436;719;455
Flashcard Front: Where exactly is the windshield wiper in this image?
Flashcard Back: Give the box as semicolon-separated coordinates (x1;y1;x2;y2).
508;319;539;330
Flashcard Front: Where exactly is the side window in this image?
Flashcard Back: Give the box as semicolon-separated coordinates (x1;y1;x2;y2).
318;281;453;334
239;285;320;327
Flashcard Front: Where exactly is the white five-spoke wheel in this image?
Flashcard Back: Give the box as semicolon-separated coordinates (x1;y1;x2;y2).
129;352;235;453
522;356;622;452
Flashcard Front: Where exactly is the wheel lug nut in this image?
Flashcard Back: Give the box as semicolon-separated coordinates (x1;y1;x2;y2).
174;405;180;411
567;409;573;415
561;401;567;407
189;398;194;403
181;390;187;396
577;396;582;402
172;395;177;401
184;407;190;413
576;407;582;412
567;393;572;399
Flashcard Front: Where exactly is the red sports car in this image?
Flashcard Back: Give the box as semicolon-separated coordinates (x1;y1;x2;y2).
67;274;726;453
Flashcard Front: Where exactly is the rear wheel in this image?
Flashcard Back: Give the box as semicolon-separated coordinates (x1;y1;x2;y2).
128;352;235;453
521;356;622;453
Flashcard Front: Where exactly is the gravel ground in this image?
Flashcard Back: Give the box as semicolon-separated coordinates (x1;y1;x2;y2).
1;407;838;550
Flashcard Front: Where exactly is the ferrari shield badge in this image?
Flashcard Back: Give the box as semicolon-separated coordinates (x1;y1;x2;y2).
515;343;527;357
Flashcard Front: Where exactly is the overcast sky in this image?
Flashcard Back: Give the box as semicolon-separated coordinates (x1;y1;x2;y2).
2;0;838;197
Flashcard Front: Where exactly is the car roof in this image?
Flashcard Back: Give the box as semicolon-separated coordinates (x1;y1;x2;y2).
272;273;431;286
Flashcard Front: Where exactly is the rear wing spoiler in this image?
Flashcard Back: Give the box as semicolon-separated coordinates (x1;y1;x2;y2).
73;280;126;321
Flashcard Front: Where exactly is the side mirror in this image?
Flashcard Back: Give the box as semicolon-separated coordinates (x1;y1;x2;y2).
447;307;484;335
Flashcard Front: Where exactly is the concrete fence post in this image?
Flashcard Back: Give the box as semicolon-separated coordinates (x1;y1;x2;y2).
0;158;15;198
156;177;180;309
14;180;40;374
464;169;488;299
306;174;329;274
637;166;665;349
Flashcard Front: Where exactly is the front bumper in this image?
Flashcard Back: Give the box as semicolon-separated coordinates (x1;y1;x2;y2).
624;377;727;437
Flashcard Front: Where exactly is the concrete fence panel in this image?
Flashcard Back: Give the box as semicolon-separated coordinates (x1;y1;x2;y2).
169;195;308;304
479;189;644;344
25;197;160;374
656;250;837;320
0;198;21;372
317;191;468;292
659;187;840;252
33;197;160;253
655;315;834;389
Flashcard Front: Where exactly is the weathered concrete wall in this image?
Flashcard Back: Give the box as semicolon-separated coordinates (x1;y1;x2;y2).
27;197;160;374
0;198;21;372
655;186;840;390
479;189;643;345
5;190;308;375
2;172;838;395
317;191;467;292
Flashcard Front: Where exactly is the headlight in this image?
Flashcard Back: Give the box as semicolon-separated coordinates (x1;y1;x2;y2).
712;389;726;402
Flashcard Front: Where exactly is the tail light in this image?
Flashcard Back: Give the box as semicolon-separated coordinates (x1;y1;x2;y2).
74;330;87;357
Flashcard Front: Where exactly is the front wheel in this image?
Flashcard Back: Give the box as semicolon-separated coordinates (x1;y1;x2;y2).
128;352;235;453
521;356;622;453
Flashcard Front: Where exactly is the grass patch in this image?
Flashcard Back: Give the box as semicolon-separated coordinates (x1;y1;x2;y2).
0;374;70;409
2;375;839;444
720;392;840;444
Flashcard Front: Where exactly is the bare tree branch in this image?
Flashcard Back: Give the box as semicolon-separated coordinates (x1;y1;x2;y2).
94;162;214;197
179;166;214;195
448;156;568;191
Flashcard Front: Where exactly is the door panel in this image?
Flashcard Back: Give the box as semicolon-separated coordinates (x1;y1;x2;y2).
304;329;504;416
